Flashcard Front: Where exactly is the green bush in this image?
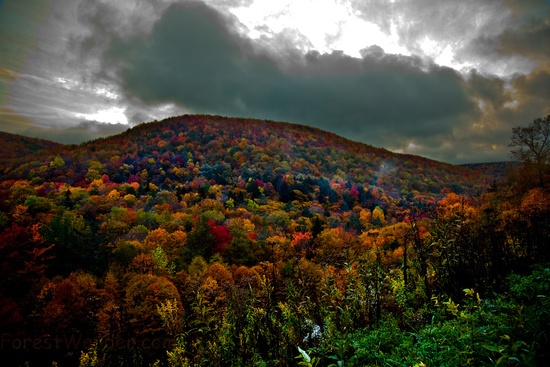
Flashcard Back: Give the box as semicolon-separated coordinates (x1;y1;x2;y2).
307;266;549;367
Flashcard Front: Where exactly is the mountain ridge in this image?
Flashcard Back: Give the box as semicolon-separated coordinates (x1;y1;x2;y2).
1;115;491;207
0;131;63;159
1;116;509;169
2;115;549;367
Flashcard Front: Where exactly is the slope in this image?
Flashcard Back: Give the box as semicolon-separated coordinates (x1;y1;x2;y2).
0;131;63;159
461;161;521;183
1;114;490;207
0;131;64;176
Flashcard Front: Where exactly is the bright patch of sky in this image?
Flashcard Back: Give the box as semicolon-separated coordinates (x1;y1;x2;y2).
231;0;409;57
231;0;499;73
76;107;129;125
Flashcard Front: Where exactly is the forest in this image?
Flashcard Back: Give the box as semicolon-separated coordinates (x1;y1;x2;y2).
0;114;548;366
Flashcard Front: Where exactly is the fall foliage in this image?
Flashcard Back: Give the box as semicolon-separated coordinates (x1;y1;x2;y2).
0;115;548;366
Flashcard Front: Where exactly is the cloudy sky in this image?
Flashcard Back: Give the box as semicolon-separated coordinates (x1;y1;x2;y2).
0;0;549;164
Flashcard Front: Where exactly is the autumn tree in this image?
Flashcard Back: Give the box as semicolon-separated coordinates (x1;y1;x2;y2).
313;228;353;267
509;115;550;187
124;274;182;339
0;222;53;331
145;228;187;265
514;187;550;264
36;272;103;337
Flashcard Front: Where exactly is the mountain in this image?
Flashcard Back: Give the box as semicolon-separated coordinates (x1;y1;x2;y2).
1;114;490;207
0;131;62;160
2;114;549;367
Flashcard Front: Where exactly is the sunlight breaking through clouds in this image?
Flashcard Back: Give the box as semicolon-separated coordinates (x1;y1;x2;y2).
75;107;129;125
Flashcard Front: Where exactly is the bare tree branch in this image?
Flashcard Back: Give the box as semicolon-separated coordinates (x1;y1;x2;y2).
509;115;550;187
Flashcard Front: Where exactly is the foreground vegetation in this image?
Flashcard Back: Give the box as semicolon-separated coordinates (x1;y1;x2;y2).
294;266;550;366
0;115;548;366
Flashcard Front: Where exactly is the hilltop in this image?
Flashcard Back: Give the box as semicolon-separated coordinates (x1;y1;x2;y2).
1;114;490;207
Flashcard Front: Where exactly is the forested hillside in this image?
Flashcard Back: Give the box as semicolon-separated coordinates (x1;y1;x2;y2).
0;115;548;366
2;115;489;207
461;161;522;183
0;132;63;179
0;131;62;160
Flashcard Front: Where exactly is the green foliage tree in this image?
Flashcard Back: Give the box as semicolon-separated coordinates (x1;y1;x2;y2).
49;156;65;168
42;211;105;275
185;215;217;262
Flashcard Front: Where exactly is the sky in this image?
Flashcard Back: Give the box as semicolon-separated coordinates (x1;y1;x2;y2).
0;0;549;164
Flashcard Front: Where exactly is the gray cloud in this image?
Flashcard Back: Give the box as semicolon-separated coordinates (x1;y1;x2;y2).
499;18;550;65
17;121;129;145
97;1;495;162
2;0;549;164
0;103;128;144
349;0;545;77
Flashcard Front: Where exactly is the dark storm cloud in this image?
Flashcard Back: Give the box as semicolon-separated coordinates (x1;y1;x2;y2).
99;1;480;161
466;71;508;108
